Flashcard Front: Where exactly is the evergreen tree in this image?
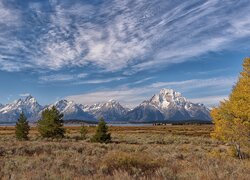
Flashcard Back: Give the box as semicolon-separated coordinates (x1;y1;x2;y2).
91;118;111;143
15;112;30;140
211;58;250;159
37;106;65;138
80;125;88;140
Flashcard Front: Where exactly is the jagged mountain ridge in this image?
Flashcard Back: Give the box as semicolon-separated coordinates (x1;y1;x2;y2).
83;100;129;122
126;89;211;122
0;96;128;122
0;95;43;122
0;89;211;123
47;100;96;121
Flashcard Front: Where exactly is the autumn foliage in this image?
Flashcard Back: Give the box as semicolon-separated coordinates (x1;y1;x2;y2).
211;58;250;158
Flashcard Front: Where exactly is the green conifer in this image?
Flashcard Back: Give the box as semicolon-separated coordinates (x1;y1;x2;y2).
37;106;65;138
15;112;30;140
91;118;111;143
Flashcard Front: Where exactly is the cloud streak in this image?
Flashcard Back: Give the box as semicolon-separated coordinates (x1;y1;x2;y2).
39;73;87;82
67;76;236;107
149;77;237;91
74;77;125;85
19;93;31;97
0;0;250;74
189;95;229;107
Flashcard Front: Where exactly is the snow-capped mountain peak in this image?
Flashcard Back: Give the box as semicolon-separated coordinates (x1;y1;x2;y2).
11;95;39;107
52;99;75;112
150;88;187;109
24;95;37;102
159;88;183;99
83;100;128;122
1;95;40;110
104;99;122;107
0;95;43;121
160;88;175;95
108;99;116;103
46;99;95;121
0;89;211;123
126;89;211;122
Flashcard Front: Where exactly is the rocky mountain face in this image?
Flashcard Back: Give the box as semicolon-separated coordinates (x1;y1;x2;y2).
125;101;165;122
126;89;211;122
46;100;96;121
0;89;211;123
0;95;43;122
83;100;129;122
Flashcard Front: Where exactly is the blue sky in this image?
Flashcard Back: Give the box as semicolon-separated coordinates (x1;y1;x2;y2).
0;0;249;107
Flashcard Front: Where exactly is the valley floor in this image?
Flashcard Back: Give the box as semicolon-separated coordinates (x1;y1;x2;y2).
0;125;249;180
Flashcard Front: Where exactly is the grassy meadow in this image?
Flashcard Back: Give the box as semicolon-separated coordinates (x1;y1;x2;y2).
0;125;249;180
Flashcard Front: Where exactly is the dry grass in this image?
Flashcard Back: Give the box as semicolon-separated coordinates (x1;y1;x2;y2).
0;125;249;180
0;125;213;136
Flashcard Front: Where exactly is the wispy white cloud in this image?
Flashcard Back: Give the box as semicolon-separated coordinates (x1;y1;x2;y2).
0;2;27;72
34;0;150;71
19;93;31;97
67;76;236;107
186;68;231;75
1;0;250;73
39;73;87;82
0;1;20;26
74;77;125;85
67;89;147;108
189;95;229;107
149;77;237;90
131;77;154;85
39;73;123;84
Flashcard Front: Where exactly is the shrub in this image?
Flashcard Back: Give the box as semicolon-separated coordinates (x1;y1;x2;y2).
101;151;164;176
79;125;88;140
15;112;30;140
91;118;111;143
37;106;65;138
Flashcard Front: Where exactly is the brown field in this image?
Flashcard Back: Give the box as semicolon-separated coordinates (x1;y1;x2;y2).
0;125;249;180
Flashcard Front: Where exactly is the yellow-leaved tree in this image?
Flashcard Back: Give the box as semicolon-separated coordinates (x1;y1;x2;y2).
211;57;250;159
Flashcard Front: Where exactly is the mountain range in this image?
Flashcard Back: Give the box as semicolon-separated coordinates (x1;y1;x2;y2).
0;89;211;123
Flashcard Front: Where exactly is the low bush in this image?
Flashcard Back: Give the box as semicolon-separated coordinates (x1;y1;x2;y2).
79;125;88;140
101;151;164;176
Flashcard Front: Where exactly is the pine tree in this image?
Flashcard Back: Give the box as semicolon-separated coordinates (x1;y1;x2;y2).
91;118;111;143
211;57;250;158
80;125;88;140
37;106;65;138
15;112;30;140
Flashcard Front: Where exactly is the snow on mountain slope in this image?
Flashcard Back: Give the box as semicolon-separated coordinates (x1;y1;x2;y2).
45;100;96;121
125;101;165;122
127;89;211;122
0;89;211;123
0;95;43;122
84;99;129;122
184;102;211;120
150;89;187;109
